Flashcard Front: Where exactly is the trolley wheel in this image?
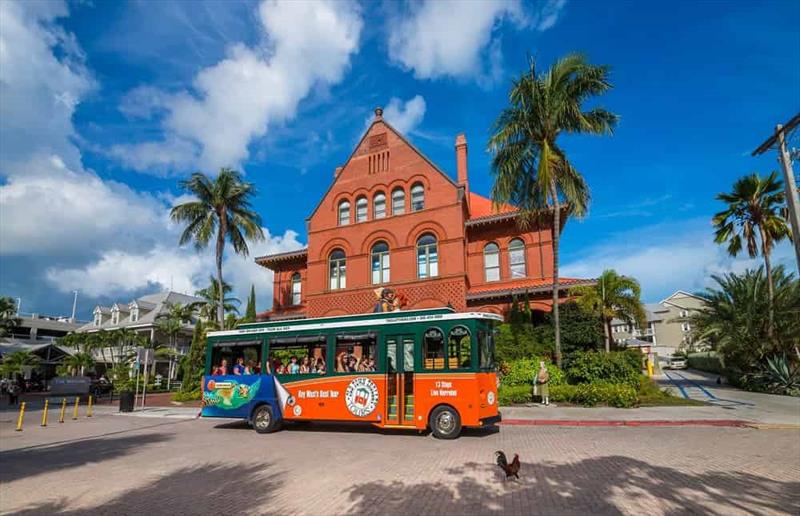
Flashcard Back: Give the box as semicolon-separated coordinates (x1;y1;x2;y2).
251;404;281;434
429;405;461;439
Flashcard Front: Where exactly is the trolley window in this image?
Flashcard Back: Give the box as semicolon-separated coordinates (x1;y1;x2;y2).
209;340;262;375
269;335;327;375
448;326;472;370
335;332;377;373
423;327;445;370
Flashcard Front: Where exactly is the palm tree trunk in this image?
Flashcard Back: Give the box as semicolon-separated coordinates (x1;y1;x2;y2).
550;182;562;368
604;317;612;353
216;210;227;328
759;226;775;340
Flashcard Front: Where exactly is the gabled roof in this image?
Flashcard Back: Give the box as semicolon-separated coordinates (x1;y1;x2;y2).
255;248;309;269
78;291;202;332
306;110;458;223
659;290;707;309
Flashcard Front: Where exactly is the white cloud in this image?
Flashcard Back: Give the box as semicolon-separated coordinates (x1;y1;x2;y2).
46;229;305;307
364;95;427;136
0;1;302;314
561;218;796;302
0;0;95;174
535;0;567;31
111;0;363;174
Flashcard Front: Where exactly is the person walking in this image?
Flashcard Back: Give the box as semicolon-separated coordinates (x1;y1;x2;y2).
7;381;20;406
537;361;550;406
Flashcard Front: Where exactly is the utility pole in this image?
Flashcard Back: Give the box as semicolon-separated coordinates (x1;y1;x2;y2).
753;113;800;274
776;124;800;274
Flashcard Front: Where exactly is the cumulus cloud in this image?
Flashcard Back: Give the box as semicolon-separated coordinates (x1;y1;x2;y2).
46;229;305;304
561;218;796;302
110;0;363;174
386;0;567;82
363;95;427;137
0;1;304;314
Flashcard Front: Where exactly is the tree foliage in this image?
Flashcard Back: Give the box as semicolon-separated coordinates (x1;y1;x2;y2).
244;284;257;323
171;168;264;327
489;53;618;367
181;320;207;393
0;296;21;338
192;275;240;319
690;266;800;374
570;270;646;352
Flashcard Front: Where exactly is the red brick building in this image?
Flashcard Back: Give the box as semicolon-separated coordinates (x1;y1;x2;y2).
257;108;593;321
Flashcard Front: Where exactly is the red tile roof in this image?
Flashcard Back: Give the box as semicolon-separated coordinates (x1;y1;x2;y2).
468;192;517;220
467;277;596;300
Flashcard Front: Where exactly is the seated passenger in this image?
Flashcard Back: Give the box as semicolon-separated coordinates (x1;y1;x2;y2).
213;359;228;375
288;356;300;374
315;357;326;374
299;357;310;374
253;362;262;374
244;360;255;375
273;359;285;374
232;357;245;375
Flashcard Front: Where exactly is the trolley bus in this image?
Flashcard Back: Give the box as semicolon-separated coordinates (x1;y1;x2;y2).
201;307;502;439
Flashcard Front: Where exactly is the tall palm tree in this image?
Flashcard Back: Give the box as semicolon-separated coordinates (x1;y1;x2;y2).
570;270;647;353
192;275;240;320
171;168;264;327
489;54;619;367
63;352;95;376
156;302;195;388
0;296;21;338
713;171;792;338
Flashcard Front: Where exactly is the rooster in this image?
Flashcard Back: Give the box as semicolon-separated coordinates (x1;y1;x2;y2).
495;450;520;480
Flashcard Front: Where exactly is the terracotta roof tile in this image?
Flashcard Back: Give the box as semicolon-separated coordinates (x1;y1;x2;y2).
468;192;517;220
467;277;595;299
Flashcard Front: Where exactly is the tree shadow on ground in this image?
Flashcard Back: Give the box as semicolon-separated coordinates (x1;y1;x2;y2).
346;455;800;515
13;463;281;516
1;433;172;483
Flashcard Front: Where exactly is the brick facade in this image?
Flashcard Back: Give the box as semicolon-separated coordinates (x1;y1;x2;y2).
256;108;593;321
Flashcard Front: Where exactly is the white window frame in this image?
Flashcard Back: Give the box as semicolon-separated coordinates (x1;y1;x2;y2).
374;192;386;219
411;183;424;212
291;273;302;305
416;234;438;279
338;200;350;226
329;250;347;290
371;242;390;284
484;243;500;282
509;238;526;278
392;188;405;215
356;196;368;223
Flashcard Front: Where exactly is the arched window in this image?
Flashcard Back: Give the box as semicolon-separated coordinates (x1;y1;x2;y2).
338;200;350;226
392;187;405;215
423;327;445;370
411;183;425;211
448;326;471;369
509;238;526;278
374;192;386;219
291;272;302;305
416;233;438;279
355;196;368;223
371;241;390;284
484;243;500;282
329;249;346;290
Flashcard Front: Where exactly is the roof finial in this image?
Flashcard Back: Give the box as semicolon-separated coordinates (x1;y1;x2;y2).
374;106;383;120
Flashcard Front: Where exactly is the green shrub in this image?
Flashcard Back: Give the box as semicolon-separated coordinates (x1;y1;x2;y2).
500;358;564;387
550;382;638;407
495;324;552;363
687;351;725;374
498;384;532;406
171;389;202;402
564;351;641;387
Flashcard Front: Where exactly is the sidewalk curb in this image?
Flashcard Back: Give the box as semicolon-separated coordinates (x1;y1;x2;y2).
500;419;753;428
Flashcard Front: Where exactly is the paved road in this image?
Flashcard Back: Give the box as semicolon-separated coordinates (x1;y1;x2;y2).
2;411;798;515
658;369;800;425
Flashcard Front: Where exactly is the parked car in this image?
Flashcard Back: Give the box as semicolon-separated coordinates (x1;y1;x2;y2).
668;356;687;369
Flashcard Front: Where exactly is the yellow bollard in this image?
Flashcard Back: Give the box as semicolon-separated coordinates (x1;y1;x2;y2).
72;397;79;420
59;398;67;423
15;402;26;431
41;399;49;427
87;395;93;417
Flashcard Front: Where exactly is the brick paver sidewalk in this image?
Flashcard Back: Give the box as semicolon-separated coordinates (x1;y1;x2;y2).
2;410;798;515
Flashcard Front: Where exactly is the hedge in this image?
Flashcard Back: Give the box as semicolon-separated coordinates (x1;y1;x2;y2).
500;358;564;387
498;385;532;405
550;382;638;408
563;350;642;388
687;351;725;375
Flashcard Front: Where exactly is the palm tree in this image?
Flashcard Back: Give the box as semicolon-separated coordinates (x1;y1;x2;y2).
63;352;95;376
171;168;265;327
109;328;141;365
570;270;647;353
0;296;21;338
489;54;619;367
192;275;240;320
1;350;39;378
713;171;792;339
156;302;195;388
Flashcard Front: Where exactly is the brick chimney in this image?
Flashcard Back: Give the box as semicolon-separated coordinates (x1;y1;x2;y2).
334;166;343;178
455;133;468;189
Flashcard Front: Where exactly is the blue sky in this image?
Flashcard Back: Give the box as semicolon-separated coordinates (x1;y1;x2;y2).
1;0;798;320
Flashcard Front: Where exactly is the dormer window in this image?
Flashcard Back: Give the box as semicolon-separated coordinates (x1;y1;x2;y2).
111;308;119;325
93;312;101;327
130;307;139;322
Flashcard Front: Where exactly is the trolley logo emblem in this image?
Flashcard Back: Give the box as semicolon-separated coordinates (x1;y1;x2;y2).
487;391;495;406
345;377;379;417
